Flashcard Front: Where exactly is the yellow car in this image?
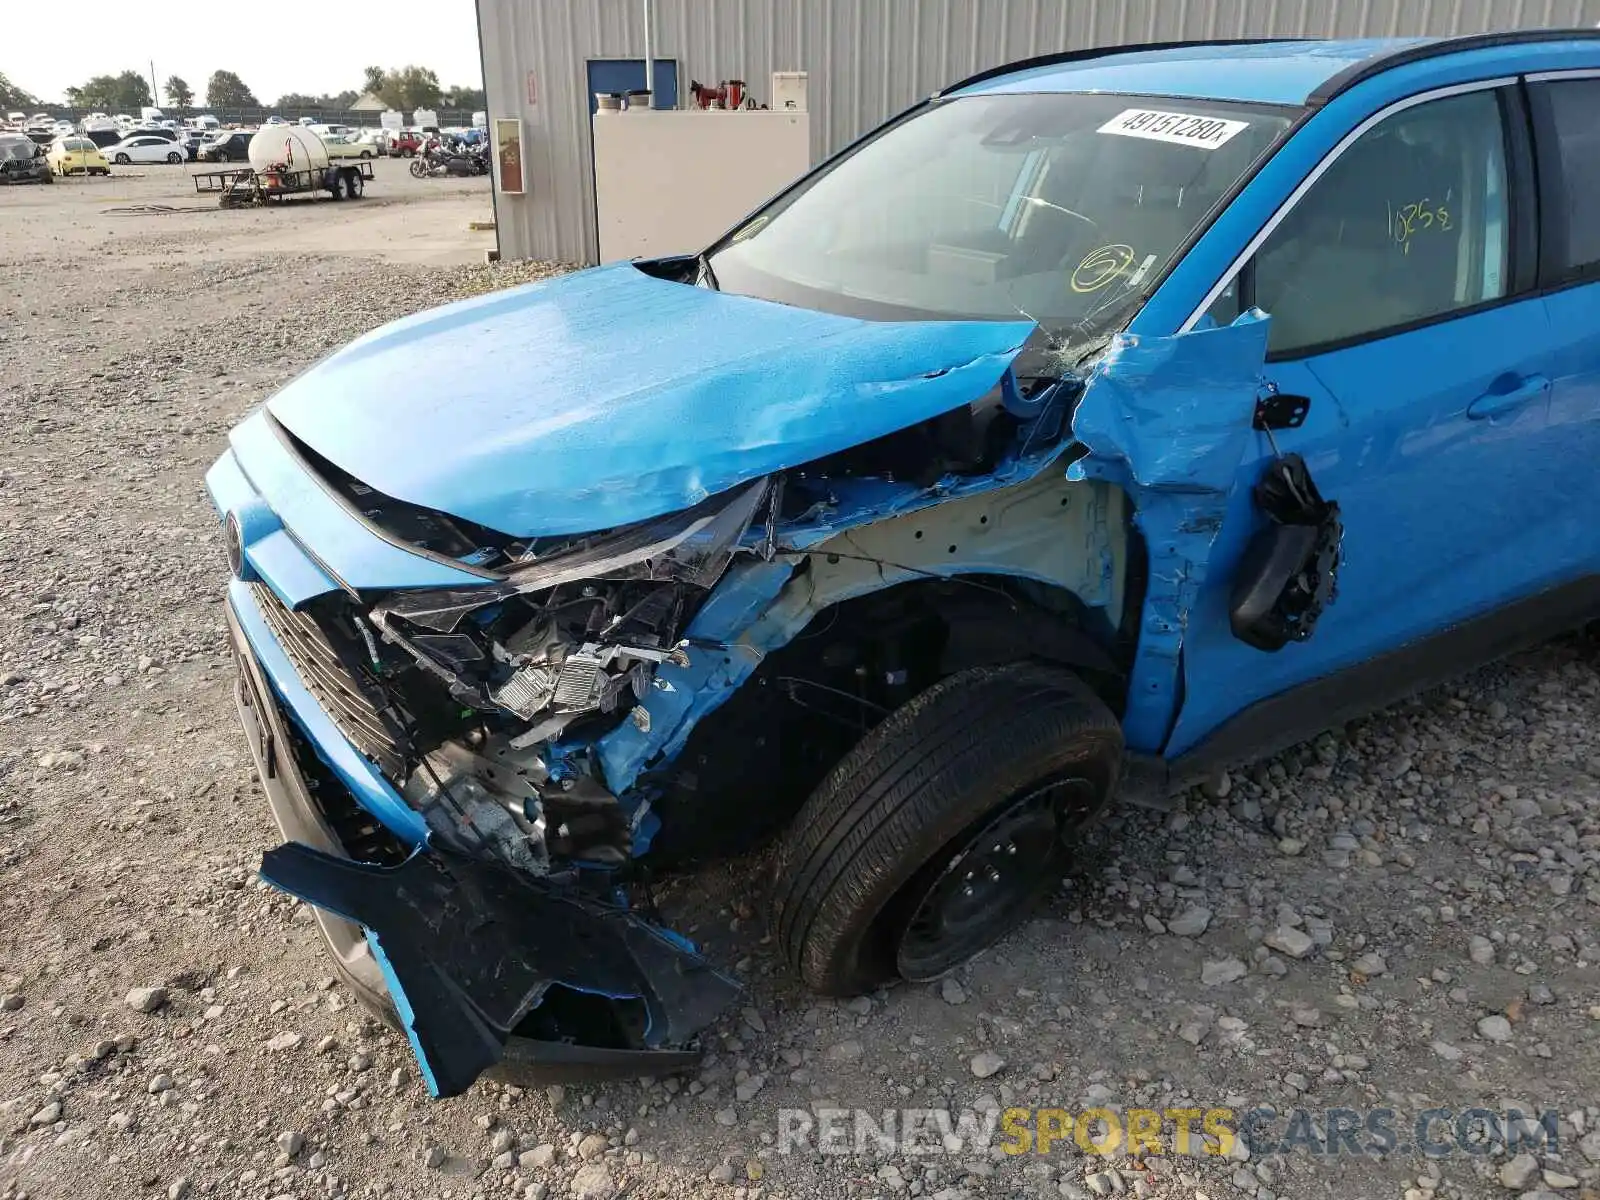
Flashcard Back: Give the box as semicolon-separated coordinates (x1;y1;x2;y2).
321;134;374;160
48;136;110;176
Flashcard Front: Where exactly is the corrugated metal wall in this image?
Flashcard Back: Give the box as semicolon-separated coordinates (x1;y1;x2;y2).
476;0;1600;265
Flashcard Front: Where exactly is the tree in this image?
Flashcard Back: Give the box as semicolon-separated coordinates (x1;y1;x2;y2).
66;71;152;112
274;90;361;111
443;84;485;110
206;70;259;108
363;66;387;96
164;75;193;110
0;72;38;110
373;65;442;111
113;70;152;109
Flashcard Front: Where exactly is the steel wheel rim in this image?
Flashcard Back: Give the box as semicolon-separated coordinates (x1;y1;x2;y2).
894;775;1098;981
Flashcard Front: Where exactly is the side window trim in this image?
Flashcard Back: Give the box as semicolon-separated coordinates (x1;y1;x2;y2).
1180;77;1518;334
1504;80;1540;298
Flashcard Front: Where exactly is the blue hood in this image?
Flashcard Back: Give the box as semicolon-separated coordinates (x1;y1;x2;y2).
266;264;1032;538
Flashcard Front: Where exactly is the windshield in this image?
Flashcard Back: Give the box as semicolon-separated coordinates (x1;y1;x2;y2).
0;138;35;161
708;92;1294;337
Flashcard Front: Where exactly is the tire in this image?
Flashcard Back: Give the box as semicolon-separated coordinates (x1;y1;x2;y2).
360;149;373;158
166;151;182;164
114;153;130;165
771;663;1122;995
215;151;229;163
409;159;426;178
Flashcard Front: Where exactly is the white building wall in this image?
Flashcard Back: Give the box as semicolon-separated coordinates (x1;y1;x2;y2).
475;0;1600;266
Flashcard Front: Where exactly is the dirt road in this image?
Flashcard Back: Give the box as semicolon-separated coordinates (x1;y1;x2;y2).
2;164;1598;1200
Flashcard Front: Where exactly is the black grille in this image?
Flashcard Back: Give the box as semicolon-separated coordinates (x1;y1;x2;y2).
283;716;412;866
249;583;410;782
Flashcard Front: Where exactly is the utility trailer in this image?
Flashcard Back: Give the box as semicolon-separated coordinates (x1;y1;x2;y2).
194;161;373;208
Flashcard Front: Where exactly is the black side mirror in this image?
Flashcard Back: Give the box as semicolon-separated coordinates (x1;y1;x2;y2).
1229;454;1342;652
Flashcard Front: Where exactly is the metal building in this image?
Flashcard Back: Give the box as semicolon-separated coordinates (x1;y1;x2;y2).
475;0;1600;265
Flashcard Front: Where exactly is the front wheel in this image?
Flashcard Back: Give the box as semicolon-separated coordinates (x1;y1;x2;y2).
409;159;426;178
114;153;131;165
771;663;1122;994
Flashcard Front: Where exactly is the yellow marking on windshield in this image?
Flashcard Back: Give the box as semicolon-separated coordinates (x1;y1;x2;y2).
1071;244;1136;293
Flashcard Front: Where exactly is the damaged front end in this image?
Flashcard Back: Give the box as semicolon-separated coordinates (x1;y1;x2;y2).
217;233;1333;1098
221;282;1150;1096
236;474;783;1096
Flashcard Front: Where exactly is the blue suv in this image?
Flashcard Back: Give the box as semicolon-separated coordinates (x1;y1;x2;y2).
208;32;1600;1096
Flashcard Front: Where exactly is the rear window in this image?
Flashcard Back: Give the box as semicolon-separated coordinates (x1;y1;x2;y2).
1533;77;1600;283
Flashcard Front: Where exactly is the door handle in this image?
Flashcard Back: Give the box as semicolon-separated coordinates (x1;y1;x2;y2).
1467;374;1549;421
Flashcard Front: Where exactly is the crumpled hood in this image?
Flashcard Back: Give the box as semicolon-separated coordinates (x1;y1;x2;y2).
267;263;1032;538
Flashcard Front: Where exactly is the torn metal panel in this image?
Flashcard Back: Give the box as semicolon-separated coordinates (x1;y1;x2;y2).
596;469;1129;794
266;263;1034;538
258;843;739;1099
1067;311;1271;752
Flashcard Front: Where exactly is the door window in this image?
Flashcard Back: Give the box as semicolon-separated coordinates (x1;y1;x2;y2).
1530;77;1600;283
1249;89;1510;356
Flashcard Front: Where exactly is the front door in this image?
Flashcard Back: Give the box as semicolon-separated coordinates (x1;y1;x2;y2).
1167;82;1571;759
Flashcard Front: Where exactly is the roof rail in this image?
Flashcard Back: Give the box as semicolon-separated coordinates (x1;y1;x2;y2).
1308;27;1600;105
935;38;1305;98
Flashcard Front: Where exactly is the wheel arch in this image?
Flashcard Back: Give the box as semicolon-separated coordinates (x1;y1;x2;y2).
636;469;1136;866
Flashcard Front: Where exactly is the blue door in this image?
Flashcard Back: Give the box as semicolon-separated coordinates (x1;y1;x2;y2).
1167;82;1579;757
1527;74;1600;612
586;59;680;111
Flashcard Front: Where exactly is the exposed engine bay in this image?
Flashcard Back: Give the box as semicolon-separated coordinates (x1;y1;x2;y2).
283;474;769;875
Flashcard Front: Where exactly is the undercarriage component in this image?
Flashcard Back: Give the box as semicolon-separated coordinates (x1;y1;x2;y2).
259;842;741;1098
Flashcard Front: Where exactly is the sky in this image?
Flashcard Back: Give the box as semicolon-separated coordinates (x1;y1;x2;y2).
12;0;483;104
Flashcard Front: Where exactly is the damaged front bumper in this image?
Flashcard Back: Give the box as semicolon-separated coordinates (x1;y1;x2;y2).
226;591;737;1096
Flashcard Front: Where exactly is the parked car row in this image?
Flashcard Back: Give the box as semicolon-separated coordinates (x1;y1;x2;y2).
2;116;457;185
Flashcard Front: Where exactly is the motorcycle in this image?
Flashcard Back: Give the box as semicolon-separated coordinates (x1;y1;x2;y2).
409;141;491;179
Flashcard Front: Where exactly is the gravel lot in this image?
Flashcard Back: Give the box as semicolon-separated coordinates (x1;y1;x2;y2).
2;162;1599;1200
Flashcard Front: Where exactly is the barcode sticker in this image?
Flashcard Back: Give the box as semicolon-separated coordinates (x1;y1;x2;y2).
1098;108;1249;150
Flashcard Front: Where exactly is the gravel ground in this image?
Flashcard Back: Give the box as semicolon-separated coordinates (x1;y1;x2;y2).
2;177;1599;1200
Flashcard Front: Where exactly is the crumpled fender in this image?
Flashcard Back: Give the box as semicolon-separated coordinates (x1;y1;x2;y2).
1068;311;1271;750
259;843;740;1098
